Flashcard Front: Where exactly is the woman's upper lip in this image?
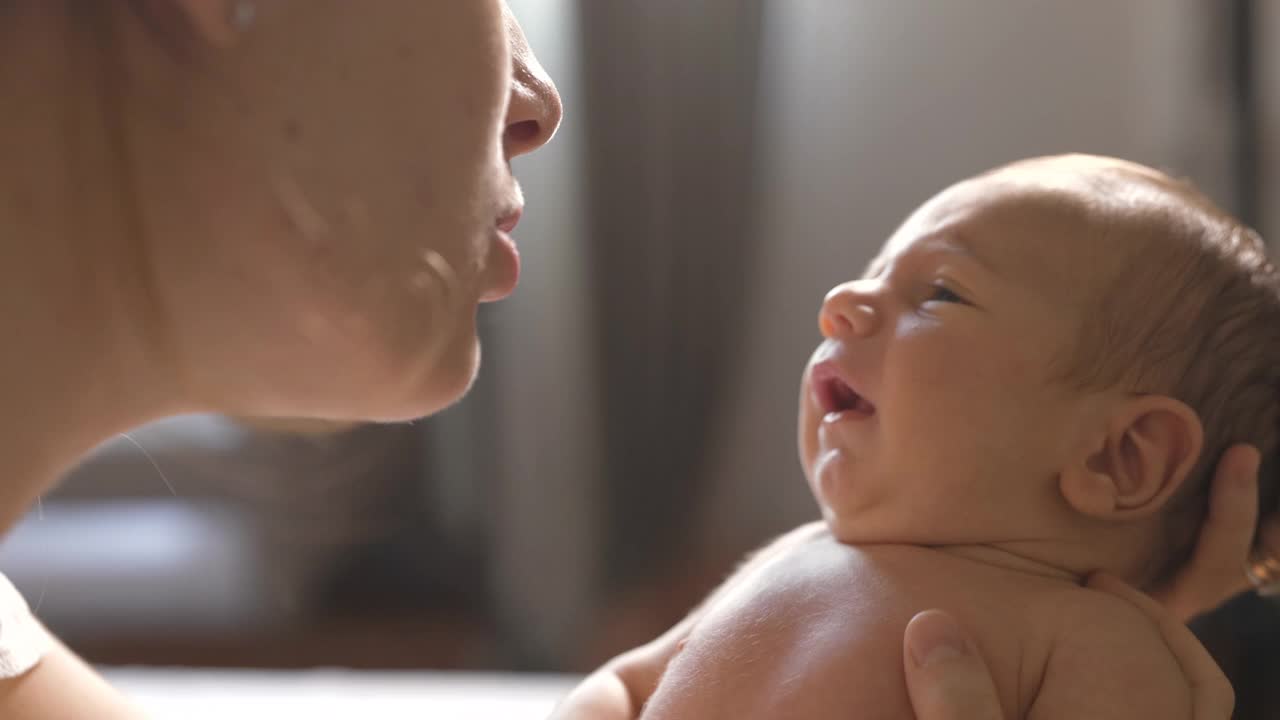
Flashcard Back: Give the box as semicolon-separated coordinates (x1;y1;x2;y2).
496;206;524;233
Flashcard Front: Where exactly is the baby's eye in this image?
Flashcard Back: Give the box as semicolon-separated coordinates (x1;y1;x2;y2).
925;284;968;305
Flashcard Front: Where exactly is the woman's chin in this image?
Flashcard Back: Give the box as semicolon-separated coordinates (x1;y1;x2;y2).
313;333;483;424
385;336;483;421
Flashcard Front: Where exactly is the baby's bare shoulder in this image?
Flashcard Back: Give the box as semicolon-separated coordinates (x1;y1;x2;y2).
1025;587;1192;719
1031;584;1181;641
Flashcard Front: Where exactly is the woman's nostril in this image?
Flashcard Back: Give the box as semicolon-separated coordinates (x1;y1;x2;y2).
505;119;540;145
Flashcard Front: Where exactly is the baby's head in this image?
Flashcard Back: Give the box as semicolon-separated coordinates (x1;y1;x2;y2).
798;153;1280;587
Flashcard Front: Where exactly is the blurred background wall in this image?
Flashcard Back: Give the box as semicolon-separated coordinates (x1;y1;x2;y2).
3;0;1277;714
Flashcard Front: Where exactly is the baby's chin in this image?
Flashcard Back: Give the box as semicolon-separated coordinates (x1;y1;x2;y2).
807;463;939;544
818;506;939;546
817;507;873;543
808;472;883;541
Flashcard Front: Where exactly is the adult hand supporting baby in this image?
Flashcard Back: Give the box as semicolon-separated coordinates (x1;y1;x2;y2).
902;610;1002;720
1153;444;1265;621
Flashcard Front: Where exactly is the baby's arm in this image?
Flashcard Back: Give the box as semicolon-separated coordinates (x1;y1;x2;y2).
547;636;674;720
1027;590;1195;720
548;521;829;719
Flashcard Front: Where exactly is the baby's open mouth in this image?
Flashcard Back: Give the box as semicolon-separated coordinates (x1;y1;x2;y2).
811;362;876;417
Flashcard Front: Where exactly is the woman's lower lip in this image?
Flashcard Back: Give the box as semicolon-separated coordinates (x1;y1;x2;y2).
480;231;521;302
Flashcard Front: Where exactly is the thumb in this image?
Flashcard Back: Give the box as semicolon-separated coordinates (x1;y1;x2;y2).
903;610;1004;720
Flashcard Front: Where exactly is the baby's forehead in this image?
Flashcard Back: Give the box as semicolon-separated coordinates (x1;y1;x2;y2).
875;161;1169;288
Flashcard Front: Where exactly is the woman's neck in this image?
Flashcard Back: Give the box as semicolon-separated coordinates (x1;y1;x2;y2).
0;6;180;533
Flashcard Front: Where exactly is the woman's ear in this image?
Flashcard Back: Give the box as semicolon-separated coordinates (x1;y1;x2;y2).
1060;395;1203;521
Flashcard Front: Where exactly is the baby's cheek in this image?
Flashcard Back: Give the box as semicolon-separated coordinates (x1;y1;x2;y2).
798;404;821;471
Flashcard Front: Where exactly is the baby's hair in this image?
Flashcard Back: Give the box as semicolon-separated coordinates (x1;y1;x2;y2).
1011;156;1280;588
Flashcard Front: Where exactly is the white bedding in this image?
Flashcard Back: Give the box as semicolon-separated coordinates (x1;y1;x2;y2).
104;667;579;720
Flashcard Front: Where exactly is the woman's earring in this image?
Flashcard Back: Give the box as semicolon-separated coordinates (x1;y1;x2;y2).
230;0;257;31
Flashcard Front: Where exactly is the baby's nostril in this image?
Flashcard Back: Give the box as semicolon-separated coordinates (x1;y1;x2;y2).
820;311;853;338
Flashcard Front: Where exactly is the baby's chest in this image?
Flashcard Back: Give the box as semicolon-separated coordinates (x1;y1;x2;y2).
641;543;1055;720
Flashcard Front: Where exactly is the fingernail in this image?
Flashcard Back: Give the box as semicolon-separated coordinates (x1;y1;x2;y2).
907;612;969;668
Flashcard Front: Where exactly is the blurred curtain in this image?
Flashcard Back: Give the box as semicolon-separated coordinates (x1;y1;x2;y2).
577;1;766;587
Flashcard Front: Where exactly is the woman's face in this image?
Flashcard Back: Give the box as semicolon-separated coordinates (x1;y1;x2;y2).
130;0;562;421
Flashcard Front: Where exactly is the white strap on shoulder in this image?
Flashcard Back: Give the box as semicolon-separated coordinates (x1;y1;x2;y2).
0;573;48;678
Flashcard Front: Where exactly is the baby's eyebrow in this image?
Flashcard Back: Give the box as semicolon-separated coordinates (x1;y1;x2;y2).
867;231;997;281
916;232;999;276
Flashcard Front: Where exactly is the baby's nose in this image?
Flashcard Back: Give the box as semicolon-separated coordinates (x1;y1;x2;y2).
819;283;878;338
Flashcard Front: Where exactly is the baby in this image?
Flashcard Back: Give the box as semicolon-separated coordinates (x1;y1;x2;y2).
551;154;1280;719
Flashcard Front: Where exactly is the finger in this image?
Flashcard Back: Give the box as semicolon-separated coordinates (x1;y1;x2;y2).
1158;444;1259;617
1088;573;1235;720
1195;445;1260;573
903;610;1004;720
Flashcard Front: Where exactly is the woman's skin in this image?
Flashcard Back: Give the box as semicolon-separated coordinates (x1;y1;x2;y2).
0;1;557;716
0;1;1263;718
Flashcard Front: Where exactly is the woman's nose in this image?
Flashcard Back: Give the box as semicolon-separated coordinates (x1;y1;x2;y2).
819;282;879;339
503;9;564;160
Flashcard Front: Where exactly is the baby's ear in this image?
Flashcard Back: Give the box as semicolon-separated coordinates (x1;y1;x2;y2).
1059;395;1203;521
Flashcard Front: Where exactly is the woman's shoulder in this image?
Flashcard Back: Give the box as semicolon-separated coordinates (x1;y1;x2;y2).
0;571;48;679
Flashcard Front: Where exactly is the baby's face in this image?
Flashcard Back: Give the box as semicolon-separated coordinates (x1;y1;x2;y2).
798;167;1124;544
